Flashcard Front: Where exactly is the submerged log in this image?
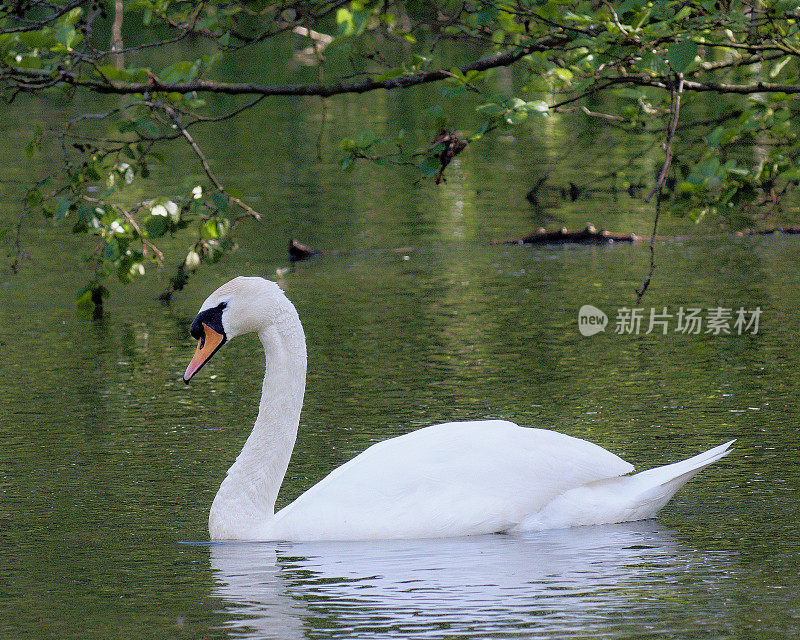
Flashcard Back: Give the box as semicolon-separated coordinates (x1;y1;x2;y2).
506;225;800;248
736;226;800;237
508;224;638;246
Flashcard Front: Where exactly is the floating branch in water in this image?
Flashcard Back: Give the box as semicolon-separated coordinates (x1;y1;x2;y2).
507;224;638;246
289;239;321;262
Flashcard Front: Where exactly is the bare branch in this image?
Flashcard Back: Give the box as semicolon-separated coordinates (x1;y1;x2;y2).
636;73;685;304
110;0;124;69
154;102;262;221
554;105;626;122
183;95;269;128
645;74;684;203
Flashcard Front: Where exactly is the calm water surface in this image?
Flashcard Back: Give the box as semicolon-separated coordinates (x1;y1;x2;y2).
1;56;800;639
2;240;799;639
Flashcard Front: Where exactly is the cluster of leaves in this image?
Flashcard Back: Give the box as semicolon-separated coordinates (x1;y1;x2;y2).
567;1;800;222
1;6;85;71
26;121;235;308
2;3;259;308
3;0;800;308
18;92;243;309
335;0;800;217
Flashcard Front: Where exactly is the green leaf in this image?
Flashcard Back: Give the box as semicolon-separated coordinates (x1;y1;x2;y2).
13;55;43;70
85;161;103;181
98;66;149;82
201;219;220;239
144;215;168;238
526;100;550;114
375;67;406;81
356;131;377;147
54;24;81;51
104;237;121;260
770;56;792;79
19;31;56;50
469;120;492;141
117;120;138;134
666;40;698;73
476;102;506;117
127;0;154;11
449;67;467;83
160;60;199;83
201;218;230;240
24;188;43;209
72;205;98;232
62;7;83;27
474;6;497;25
552;67;573;82
615;88;646;99
76;282;108;308
96;65;123;81
182;94;206;109
203;240;224;263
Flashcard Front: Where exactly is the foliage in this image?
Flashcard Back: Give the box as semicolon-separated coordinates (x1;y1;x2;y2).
2;0;800;307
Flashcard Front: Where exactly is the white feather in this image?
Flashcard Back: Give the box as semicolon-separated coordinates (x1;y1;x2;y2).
510;440;735;532
264;421;634;540
188;277;733;541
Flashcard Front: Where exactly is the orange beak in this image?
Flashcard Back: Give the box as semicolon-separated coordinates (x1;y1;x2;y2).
184;323;226;383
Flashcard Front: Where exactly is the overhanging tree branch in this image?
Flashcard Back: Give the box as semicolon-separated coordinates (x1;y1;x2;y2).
4;36;570;97
5;0;800;310
8;58;799;102
0;0;88;34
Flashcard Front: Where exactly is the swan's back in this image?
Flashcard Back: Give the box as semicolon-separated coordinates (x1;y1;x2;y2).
262;420;634;541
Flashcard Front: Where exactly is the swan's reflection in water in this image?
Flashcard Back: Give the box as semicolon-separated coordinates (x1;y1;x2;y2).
211;522;733;639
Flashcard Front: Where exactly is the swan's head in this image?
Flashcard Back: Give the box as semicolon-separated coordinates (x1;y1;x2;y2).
183;276;292;383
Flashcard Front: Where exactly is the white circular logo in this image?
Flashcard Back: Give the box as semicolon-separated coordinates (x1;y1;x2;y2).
578;304;608;336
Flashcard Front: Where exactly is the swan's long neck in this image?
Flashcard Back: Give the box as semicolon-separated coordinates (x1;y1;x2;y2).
209;308;307;539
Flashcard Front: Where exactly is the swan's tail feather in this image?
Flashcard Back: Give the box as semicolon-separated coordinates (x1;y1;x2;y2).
634;439;735;488
615;439;735;521
510;440;734;532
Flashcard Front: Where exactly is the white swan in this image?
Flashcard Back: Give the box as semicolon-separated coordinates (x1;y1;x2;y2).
184;276;733;541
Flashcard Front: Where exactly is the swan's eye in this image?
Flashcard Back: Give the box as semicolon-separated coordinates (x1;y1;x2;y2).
190;301;227;342
190;324;204;341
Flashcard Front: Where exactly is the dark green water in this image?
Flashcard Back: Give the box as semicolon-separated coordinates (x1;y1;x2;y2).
1;45;799;639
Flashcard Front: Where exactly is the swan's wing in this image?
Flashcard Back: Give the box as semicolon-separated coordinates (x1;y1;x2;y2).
268;421;633;540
